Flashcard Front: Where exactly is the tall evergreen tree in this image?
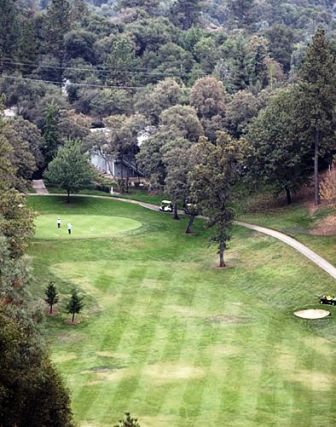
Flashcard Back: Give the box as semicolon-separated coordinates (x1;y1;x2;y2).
45;282;59;314
190;134;247;267
66;289;84;323
170;0;204;30
0;0;19;71
42;102;60;165
297;28;336;205
44;0;71;86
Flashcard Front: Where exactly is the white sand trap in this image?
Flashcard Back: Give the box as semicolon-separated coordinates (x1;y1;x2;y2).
294;309;330;319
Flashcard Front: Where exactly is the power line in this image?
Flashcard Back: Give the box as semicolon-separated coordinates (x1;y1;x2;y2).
0;74;146;90
1;57;206;78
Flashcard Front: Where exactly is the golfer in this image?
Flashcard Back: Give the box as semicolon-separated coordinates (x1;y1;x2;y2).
56;217;61;229
67;223;72;235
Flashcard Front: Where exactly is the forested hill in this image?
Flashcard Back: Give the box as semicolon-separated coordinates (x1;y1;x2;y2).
36;0;336;34
0;0;335;200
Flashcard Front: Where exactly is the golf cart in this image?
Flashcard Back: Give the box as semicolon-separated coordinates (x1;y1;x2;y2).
159;200;173;213
320;295;336;306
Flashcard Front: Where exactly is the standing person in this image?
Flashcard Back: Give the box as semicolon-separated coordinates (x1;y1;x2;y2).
56;217;61;229
67;223;72;235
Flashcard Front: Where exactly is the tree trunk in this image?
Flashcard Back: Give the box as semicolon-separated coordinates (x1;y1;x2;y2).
120;158;124;194
314;129;320;205
185;215;195;234
285;186;292;205
219;242;225;268
173;203;179;220
49;304;53;314
126;168;129;194
71;312;75;323
67;189;70;203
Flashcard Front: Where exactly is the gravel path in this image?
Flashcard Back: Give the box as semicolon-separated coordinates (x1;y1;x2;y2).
29;193;336;280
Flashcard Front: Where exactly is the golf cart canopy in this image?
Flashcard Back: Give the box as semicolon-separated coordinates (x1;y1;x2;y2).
161;200;172;204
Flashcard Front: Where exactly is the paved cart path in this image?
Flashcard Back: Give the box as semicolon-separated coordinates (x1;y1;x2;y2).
32;179;49;194
30;192;336;280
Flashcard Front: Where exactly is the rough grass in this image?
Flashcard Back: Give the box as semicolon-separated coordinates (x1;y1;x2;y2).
240;203;336;266
28;196;336;427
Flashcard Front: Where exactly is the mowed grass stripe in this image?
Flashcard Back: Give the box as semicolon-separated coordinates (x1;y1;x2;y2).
152;273;216;425
102;267;178;421
126;268;203;420
28;196;336;426
187;299;242;425
69;264;150;420
78;266;172;423
89;272;182;424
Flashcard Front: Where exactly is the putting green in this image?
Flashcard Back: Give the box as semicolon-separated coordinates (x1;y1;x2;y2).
34;214;142;239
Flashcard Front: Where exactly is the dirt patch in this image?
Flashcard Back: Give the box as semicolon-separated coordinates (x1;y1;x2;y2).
277;353;296;371
143;363;204;383
292;369;334;391
64;319;81;325
208;343;240;357
96;351;114;358
84;366;128;384
206;314;250;325
304;200;319;215
52;352;78;363
165;304;198;318
311;214;336;235
302;336;334;357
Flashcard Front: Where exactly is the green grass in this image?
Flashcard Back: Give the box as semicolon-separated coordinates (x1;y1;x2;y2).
45;185;165;205
28;196;336;427
35;214;141;239
240;203;336;265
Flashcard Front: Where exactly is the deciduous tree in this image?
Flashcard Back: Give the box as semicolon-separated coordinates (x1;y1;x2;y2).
44;139;94;202
247;87;310;204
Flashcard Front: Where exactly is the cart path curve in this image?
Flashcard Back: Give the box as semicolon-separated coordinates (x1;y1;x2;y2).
236;221;336;280
29;193;336;280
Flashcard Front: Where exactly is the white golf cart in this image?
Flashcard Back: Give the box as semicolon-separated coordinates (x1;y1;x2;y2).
159;200;173;212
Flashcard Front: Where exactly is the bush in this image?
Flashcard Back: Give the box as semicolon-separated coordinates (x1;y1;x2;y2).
320;165;336;202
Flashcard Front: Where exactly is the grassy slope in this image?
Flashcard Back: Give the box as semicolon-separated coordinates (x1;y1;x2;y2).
45;186;166;205
240;203;336;266
28;196;336;427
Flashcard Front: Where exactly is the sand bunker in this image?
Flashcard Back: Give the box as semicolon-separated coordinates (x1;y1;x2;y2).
294;309;330;319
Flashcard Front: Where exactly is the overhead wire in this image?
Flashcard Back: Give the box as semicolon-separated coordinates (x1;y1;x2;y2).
0;74;146;89
0;57;206;79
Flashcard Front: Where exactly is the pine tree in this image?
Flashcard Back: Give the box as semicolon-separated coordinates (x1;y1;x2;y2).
170;0;204;30
45;282;59;314
189;134;247;267
42;102;60;165
66;289;84;323
297;28;336;205
44;0;71;86
0;0;19;72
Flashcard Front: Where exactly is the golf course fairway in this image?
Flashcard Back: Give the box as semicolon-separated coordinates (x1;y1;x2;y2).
28;195;336;427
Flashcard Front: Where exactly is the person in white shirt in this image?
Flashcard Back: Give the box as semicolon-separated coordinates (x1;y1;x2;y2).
67;223;72;235
57;217;61;229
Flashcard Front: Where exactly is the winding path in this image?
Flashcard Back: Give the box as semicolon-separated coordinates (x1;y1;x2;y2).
30;192;336;280
236;221;336;280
